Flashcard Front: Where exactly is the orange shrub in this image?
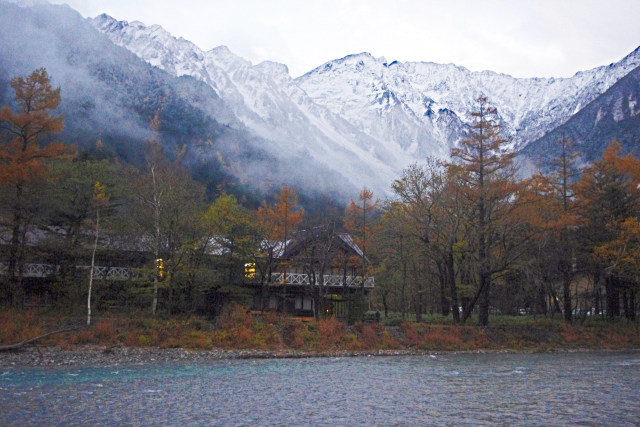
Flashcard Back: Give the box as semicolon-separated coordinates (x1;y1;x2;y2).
558;323;581;344
355;322;386;350
462;327;490;349
595;329;630;349
379;328;401;350
180;331;213;350
75;329;94;344
93;319;118;344
421;326;464;350
317;316;346;350
401;321;421;347
0;310;42;344
216;304;253;330
281;319;312;350
232;326;253;348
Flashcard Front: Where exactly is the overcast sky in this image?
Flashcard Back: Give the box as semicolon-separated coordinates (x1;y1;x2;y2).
48;0;640;79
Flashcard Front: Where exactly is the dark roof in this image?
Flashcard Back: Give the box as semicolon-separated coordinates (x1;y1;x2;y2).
279;227;365;260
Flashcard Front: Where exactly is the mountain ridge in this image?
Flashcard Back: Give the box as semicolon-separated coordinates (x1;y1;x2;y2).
522;63;640;167
0;1;359;203
91;10;640;193
1;0;639;199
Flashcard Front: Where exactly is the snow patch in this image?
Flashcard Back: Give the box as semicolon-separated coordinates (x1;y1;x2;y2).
90;14;640;195
613;95;625;122
629;94;638;117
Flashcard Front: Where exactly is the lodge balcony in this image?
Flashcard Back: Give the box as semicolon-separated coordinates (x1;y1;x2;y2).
1;263;375;289
0;262;139;281
252;272;374;288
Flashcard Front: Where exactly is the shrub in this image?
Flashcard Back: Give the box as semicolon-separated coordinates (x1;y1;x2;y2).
231;326;253;348
401;321;421;347
180;331;213;350
421;326;464;350
216;304;253;331
137;334;152;346
281;319;314;350
92;319;117;344
75;329;94;344
558;323;581;344
317;316;347;350
355;322;383;350
0;310;42;344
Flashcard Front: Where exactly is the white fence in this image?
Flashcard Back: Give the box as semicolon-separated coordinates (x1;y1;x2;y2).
267;272;374;288
0;263;138;281
0;263;375;288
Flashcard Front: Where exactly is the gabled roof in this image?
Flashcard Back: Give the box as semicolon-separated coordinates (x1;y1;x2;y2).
337;233;364;258
278;227;365;260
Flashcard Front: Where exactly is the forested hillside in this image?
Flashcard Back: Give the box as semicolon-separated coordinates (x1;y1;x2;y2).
2;69;638;326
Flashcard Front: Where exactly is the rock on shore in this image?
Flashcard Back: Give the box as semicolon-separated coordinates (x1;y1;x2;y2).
0;345;419;367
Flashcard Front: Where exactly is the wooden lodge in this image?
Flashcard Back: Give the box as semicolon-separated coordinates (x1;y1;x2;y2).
243;228;374;321
1;225;374;320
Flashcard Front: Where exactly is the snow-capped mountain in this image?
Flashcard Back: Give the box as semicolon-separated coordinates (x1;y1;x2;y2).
522;62;640;167
92;15;399;195
3;0;638;198
92;13;640;195
297;50;640;153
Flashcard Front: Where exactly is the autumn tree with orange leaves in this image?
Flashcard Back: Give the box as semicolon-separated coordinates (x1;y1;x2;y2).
258;187;304;243
448;95;528;326
254;186;304;308
344;187;378;291
574;140;640;321
522;136;582;321
0;68;74;306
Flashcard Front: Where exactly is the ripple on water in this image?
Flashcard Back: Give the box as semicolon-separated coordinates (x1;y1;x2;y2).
1;351;639;426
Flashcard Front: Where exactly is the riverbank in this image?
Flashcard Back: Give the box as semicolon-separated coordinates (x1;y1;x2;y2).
1;307;639;367
3;344;640;368
0;345;434;367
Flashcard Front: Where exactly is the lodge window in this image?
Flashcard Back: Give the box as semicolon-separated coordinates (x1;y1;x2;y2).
295;295;313;311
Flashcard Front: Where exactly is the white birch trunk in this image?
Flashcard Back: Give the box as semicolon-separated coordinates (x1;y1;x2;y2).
87;207;100;326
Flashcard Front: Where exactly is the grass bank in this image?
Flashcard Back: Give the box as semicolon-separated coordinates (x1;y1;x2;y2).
1;306;639;354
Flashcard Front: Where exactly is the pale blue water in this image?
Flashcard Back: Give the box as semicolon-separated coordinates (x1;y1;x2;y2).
1;351;639;426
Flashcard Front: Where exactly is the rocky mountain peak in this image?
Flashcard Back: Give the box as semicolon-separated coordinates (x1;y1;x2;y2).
59;9;640;195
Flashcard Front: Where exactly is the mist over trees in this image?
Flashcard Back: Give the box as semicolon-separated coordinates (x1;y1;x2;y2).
1;68;638;326
0;1;359;208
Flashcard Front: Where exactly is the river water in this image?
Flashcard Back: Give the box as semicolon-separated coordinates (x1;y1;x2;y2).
2;350;639;426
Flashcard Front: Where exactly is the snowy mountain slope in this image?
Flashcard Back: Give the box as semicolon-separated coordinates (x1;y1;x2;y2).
92;11;640;194
0;1;366;202
5;4;608;197
92;14;400;195
522;63;640;167
296;49;640;154
0;0;265;192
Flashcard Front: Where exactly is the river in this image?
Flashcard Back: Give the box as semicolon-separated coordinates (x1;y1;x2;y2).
2;350;639;426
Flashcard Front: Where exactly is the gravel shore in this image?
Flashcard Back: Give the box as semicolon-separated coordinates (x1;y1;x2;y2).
2;345;637;368
0;345;422;367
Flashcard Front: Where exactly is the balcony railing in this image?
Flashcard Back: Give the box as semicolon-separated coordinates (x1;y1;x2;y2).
0;263;375;289
264;272;374;288
0;263;139;281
